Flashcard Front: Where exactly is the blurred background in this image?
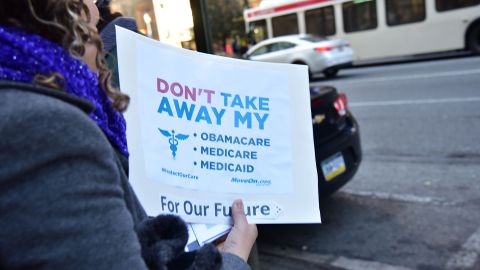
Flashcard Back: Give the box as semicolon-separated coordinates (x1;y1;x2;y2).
107;1;480;269
107;0;261;54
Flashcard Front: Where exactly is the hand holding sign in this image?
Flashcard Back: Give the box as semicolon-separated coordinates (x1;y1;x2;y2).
218;200;258;262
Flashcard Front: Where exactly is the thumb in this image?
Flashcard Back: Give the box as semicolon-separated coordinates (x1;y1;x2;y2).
232;199;248;226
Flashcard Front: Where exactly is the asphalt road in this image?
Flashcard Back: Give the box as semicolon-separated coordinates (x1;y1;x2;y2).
257;56;480;270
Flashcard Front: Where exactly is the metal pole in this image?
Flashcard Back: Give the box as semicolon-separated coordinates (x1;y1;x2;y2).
190;0;213;54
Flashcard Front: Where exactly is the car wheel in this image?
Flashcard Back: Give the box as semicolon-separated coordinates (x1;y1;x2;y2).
468;24;480;55
323;68;338;78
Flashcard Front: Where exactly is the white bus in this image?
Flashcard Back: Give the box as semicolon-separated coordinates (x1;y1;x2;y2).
243;0;480;62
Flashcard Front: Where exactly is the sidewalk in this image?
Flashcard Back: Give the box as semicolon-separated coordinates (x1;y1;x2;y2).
256;243;344;270
256;243;413;270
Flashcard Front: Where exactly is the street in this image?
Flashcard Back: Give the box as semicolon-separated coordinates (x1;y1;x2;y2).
257;56;480;270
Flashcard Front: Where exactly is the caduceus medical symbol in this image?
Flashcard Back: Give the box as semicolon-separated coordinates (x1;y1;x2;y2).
158;129;189;159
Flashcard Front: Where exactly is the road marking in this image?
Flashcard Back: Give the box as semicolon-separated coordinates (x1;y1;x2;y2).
339;189;457;206
446;226;480;269
350;97;480;108
333;69;480;84
260;243;414;270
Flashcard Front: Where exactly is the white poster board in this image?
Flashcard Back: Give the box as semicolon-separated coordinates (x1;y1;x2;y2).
117;27;321;224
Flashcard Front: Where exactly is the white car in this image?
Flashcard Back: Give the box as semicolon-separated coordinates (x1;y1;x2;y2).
244;34;353;78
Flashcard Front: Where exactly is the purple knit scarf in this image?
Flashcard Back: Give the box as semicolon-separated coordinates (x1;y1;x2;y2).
0;25;128;157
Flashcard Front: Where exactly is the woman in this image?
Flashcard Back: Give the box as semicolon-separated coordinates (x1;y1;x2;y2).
0;1;257;269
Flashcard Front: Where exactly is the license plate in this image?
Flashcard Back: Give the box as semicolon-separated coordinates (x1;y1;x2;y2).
321;152;346;181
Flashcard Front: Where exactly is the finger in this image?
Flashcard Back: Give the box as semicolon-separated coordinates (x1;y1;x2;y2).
213;234;228;246
232;199;248;227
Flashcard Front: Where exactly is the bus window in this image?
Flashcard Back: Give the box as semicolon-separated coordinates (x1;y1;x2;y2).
248;20;267;44
436;0;480;11
386;0;426;26
342;0;378;33
305;6;336;36
272;13;299;37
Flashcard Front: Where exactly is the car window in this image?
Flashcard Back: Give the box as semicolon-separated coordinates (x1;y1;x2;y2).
250;45;269;56
269;42;296;52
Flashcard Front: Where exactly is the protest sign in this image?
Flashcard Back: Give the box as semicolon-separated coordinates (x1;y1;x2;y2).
116;27;321;224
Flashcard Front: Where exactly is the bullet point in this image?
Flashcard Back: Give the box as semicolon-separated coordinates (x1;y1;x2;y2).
194;147;197;151
193;133;197;137
194;162;197;166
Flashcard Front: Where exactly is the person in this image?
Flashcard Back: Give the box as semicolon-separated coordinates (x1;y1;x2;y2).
95;0;137;88
0;0;257;269
95;0;124;32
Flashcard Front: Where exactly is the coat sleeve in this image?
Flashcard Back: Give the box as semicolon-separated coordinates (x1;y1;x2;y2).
0;90;149;270
221;253;252;270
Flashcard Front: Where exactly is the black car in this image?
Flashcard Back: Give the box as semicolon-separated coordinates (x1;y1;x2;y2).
310;85;362;198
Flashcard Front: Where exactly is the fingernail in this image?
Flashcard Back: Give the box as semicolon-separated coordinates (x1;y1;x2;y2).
235;199;243;210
